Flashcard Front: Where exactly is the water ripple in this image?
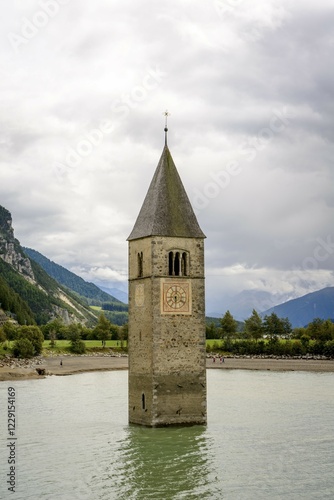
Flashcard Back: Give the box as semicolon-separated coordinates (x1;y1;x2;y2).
1;370;334;499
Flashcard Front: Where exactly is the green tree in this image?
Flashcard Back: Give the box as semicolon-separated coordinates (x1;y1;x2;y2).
263;313;291;340
12;337;35;358
3;321;18;341
94;313;111;347
319;319;334;342
292;327;307;339
42;318;64;339
324;340;334;358
110;324;120;340
80;326;93;340
206;321;219;339
65;323;83;339
281;317;292;338
244;309;263;342
119;323;128;350
291;339;304;356
17;325;44;355
121;323;128;341
220;311;237;347
49;329;57;348
306;318;324;340
300;334;310;350
0;326;6;344
67;326;86;354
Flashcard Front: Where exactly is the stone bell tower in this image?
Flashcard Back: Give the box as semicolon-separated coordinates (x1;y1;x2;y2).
127;117;206;427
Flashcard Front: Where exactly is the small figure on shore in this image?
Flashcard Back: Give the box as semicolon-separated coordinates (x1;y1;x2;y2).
60;359;63;366
212;356;215;363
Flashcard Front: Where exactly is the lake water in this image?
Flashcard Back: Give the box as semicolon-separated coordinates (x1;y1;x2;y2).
1;369;334;500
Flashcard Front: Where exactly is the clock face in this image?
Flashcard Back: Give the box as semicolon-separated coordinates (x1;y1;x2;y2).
166;285;187;309
135;284;145;307
161;280;191;314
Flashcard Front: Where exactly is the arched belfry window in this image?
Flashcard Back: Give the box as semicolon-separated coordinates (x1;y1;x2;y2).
174;252;180;276
168;251;189;276
138;252;143;277
181;252;187;276
168;252;173;275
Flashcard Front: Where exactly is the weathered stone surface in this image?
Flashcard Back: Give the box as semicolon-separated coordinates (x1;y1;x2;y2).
128;144;207;427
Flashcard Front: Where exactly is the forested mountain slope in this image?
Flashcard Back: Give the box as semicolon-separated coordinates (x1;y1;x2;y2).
262;287;334;327
0;205;98;326
24;247;125;306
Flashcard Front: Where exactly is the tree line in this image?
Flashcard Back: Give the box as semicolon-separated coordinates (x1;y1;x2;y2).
102;303;128;312
206;310;334;357
0;313;128;357
2;309;334;359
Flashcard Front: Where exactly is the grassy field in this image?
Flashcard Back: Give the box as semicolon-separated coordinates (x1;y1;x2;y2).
206;339;223;348
2;339;218;356
0;340;128;357
2;339;214;356
42;339;127;353
43;340;124;348
1;338;321;358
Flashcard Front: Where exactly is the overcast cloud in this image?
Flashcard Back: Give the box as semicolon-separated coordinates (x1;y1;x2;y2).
1;0;334;314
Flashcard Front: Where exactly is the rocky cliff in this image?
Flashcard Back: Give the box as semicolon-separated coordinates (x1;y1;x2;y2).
0;205;97;326
0;206;35;283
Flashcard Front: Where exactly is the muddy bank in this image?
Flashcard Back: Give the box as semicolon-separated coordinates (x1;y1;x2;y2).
1;354;334;382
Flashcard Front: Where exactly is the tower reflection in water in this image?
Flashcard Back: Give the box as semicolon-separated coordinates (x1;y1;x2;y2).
105;424;216;499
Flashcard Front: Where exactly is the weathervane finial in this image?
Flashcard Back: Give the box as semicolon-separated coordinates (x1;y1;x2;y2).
163;110;170;146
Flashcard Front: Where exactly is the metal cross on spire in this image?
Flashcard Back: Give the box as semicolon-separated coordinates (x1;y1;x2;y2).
163;110;170;146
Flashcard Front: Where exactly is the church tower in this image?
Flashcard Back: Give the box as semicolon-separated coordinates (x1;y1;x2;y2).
127;121;207;427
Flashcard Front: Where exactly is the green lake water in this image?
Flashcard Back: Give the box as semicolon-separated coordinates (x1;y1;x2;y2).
1;369;334;499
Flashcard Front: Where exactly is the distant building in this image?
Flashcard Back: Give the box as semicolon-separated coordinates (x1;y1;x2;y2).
127;124;207;426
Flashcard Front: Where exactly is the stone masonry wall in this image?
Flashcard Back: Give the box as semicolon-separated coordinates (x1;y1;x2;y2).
128;236;207;426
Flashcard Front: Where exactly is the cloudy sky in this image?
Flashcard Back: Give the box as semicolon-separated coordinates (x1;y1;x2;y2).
1;0;334;314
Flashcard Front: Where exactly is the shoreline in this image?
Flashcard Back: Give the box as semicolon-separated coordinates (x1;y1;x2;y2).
1;355;334;381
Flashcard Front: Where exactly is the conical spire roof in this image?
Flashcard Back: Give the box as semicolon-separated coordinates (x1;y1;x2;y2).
127;145;205;241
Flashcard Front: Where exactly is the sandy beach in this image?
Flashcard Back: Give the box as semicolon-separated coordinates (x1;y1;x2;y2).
1;355;334;381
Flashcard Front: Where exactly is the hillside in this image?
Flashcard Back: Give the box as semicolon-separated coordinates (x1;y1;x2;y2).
262;287;334;328
0;265;35;324
99;285;128;304
208;289;295;320
0;205;98;326
23;247;124;306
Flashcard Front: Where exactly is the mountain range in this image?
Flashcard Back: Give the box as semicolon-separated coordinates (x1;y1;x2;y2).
208;289;292;320
208;286;334;328
23;247;124;306
0;205;127;326
99;285;128;304
1;203;333;329
261;287;334;328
